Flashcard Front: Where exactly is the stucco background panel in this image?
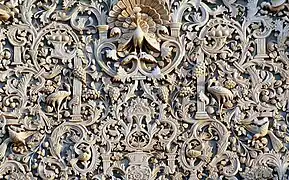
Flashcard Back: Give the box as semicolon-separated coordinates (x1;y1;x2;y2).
0;0;287;179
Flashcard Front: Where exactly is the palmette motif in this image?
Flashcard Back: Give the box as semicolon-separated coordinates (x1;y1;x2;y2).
0;0;288;179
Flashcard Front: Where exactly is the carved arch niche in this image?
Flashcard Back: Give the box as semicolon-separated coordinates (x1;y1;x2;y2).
0;0;288;179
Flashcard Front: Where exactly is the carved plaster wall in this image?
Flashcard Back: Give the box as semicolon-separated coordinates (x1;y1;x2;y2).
0;0;288;179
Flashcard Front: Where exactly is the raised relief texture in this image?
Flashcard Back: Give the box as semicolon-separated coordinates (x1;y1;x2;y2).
0;0;288;179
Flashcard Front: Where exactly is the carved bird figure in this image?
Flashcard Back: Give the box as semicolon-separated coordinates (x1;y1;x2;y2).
70;146;91;168
107;0;170;57
8;127;34;146
241;117;269;139
207;78;234;113
46;83;71;120
261;0;289;13
133;7;145;53
240;117;284;151
0;4;13;22
187;149;202;158
120;7;161;55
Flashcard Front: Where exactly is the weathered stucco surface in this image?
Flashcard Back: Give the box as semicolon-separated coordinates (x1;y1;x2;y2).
0;0;288;179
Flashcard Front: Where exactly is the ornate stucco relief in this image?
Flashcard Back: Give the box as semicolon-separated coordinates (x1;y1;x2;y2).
0;0;288;179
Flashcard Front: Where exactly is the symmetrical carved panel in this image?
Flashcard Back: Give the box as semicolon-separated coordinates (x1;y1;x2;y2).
0;0;288;179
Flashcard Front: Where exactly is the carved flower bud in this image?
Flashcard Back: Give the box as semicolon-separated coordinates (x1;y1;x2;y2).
215;30;223;37
284;136;289;143
206;106;215;114
269;51;278;58
230;137;237;144
32;163;38;169
43;142;49;148
261;138;268;145
47;106;53;113
223;29;230;36
224;101;233;108
281;124;287;131
220;52;227;59
208;30;216;37
240;157;246;163
261;95;269;102
31;95;37;102
8;154;14;160
41;149;45;156
64;111;70;117
46;80;53;86
4;51;11;59
249;150;258;158
270;99;277;104
9;102;16;108
248;47;254;52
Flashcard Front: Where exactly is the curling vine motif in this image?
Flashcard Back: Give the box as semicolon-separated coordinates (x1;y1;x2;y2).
0;0;288;179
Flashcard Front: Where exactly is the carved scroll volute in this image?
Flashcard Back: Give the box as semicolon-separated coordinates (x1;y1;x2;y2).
249;18;272;60
7;25;35;65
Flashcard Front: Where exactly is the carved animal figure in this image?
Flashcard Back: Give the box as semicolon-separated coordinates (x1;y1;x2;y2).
207;78;233;113
8;127;34;145
241;117;269;139
70;146;91;168
120;7;161;55
187;149;202;158
133;7;145;53
107;0;170;57
240;117;284;152
262;0;289;12
46;83;71;120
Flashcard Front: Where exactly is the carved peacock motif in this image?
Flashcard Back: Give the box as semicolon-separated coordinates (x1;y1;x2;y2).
107;0;170;57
